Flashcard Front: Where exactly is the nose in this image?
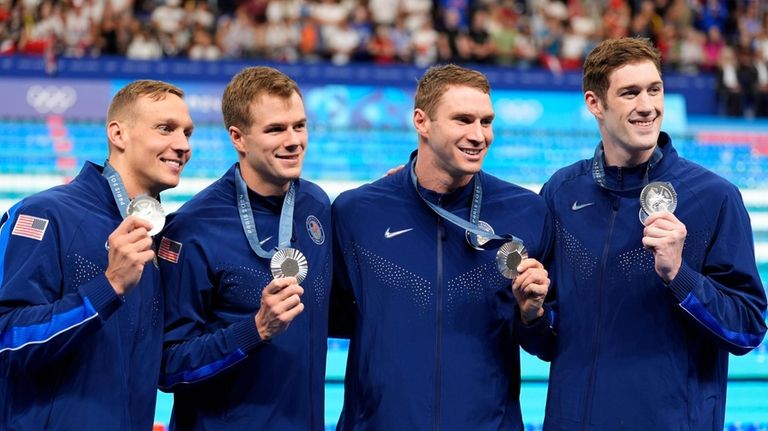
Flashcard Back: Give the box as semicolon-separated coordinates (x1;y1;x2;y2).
636;92;654;115
468;120;485;144
285;128;305;150
172;130;192;158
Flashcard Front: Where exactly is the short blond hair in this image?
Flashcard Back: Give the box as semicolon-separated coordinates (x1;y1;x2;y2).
414;64;490;118
222;66;302;133
107;80;184;124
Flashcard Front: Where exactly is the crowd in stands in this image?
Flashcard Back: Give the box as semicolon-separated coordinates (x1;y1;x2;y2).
1;0;768;116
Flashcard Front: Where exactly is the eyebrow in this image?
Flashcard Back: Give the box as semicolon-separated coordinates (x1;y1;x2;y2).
618;80;663;91
263;117;307;128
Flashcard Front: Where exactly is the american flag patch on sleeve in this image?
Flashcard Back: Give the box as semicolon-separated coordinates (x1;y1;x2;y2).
158;236;182;263
12;214;49;241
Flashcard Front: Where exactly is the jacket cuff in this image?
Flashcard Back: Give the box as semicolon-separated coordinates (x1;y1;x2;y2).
667;262;699;303
517;303;556;335
78;273;123;321
232;315;265;353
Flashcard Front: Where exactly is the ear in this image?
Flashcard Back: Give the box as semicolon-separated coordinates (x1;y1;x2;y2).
413;108;429;139
107;120;127;153
229;126;246;154
585;91;604;119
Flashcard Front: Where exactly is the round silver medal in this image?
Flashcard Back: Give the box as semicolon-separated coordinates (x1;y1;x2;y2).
270;248;309;284
639;182;677;225
640;182;677;214
638;207;650;225
495;240;528;280
126;195;165;236
466;220;495;250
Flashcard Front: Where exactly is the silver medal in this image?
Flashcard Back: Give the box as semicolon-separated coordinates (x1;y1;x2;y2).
496;240;528;280
639;181;677;225
126;195;165;236
466;220;495;250
270;248;309;284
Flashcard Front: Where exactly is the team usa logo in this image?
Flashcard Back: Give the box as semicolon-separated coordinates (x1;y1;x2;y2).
305;215;325;245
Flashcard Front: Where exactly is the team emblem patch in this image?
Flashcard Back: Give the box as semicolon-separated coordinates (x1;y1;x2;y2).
306;215;325;245
12;214;49;241
158;236;182;263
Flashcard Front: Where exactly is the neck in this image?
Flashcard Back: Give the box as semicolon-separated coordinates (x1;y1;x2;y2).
602;143;655;168
106;159;156;199
414;153;472;194
239;165;290;197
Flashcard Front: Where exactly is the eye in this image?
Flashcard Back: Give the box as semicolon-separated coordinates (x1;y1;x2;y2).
265;125;286;133
294;122;306;131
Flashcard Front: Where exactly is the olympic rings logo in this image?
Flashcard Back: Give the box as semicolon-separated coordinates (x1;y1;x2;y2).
26;85;77;114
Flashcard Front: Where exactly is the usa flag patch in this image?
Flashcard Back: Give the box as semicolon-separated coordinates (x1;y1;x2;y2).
158;236;182;263
12;214;49;241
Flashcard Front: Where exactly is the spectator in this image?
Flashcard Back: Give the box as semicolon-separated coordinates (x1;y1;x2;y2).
716;45;745;116
126;23;163;59
188;27;221;61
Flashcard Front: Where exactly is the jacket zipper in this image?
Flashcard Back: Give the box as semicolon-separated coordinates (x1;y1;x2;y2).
434;204;445;431
581;196;620;430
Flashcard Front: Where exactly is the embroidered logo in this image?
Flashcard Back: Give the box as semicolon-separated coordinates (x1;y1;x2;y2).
306;215;325;245
571;201;595;211
384;227;413;239
158;237;182;263
12;214;49;241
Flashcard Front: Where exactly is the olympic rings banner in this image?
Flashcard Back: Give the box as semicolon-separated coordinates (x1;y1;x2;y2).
0;78;110;119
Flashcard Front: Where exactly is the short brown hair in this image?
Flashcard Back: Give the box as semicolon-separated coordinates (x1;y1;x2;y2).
222;66;302;132
414;64;490;118
582;37;661;103
107;80;184;123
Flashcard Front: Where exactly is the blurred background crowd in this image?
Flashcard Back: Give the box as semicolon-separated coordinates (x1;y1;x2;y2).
1;0;768;117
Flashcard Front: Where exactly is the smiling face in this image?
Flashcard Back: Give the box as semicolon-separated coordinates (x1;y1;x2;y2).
107;92;193;198
414;85;494;192
586;60;663;167
231;92;307;196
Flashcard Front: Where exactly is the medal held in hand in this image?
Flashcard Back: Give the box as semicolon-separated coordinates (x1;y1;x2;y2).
638;181;677;225
496;240;528;280
126;195;166;236
270;248;309;284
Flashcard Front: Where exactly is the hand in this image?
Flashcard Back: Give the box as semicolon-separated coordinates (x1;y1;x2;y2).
255;277;304;340
383;164;405;177
511;258;550;324
642;211;686;284
105;216;155;296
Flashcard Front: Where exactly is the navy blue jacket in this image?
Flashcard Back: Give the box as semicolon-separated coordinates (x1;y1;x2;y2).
0;162;163;430
331;157;554;431
535;133;767;430
158;163;332;430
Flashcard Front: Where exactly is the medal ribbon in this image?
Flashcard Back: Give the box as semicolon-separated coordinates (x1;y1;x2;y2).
409;157;522;250
591;142;663;191
102;161;131;218
235;164;296;259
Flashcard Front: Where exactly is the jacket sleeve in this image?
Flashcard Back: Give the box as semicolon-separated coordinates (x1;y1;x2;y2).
328;197;356;339
158;217;264;392
667;188;767;355
515;197;558;360
0;202;124;375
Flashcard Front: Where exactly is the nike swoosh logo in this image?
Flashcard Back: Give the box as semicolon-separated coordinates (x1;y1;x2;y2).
384;227;413;239
571;201;595;211
259;236;273;246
